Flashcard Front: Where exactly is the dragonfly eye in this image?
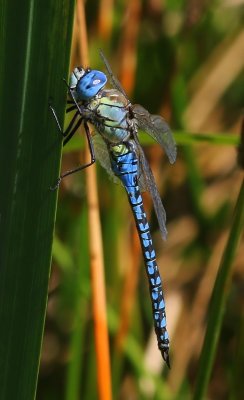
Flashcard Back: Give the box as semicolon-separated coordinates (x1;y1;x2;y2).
75;69;107;101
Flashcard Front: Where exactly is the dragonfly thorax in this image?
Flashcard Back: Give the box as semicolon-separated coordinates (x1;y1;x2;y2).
88;89;134;143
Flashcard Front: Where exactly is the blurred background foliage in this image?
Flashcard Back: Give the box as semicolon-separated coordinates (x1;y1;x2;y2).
37;1;243;399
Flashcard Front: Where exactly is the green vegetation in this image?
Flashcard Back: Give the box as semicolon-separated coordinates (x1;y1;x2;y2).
0;1;75;399
1;1;243;399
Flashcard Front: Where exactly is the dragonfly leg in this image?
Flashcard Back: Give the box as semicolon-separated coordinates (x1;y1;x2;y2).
49;100;81;138
66;104;78;113
50;121;96;190
63;116;83;146
62;78;82;113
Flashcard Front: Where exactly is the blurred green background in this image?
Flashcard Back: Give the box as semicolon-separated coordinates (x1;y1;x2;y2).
38;1;243;399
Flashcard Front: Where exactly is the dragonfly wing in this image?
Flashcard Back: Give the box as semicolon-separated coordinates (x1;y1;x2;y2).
92;134;120;185
99;50;130;101
134;139;167;240
137;169;147;193
132;104;177;164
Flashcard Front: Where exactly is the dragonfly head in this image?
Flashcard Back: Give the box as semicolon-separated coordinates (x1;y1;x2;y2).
69;67;107;101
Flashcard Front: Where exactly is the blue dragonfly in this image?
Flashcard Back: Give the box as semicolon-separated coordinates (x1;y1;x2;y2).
50;51;176;367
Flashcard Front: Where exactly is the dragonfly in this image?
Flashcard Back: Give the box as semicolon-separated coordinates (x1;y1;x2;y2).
50;51;176;367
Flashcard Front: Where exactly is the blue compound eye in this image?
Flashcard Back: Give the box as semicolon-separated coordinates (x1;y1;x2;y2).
76;69;107;100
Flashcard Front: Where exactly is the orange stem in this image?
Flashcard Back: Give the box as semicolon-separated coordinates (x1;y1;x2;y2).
75;1;112;399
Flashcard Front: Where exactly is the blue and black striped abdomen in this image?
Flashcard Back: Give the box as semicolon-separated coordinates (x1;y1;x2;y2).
110;144;170;367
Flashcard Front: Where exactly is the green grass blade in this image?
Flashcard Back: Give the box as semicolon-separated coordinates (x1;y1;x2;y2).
193;178;244;400
0;1;75;399
173;131;239;146
230;311;244;400
62;130;239;154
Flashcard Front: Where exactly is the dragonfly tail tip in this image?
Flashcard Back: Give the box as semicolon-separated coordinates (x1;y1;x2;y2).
162;349;171;369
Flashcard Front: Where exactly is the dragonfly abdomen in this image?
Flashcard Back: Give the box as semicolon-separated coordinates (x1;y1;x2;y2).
110;144;170;367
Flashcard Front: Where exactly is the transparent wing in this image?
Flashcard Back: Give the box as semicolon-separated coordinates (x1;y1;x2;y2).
92;134;120;185
133;138;168;240
132;104;177;164
137;169;147;193
99;49;130;101
99;50;176;164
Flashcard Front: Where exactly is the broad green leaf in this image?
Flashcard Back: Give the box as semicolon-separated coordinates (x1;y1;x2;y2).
0;1;75;399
